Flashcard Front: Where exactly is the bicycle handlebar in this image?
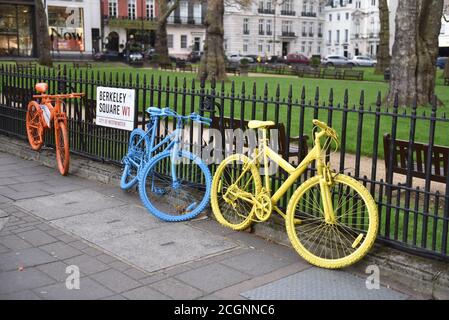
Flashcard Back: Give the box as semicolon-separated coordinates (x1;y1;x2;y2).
312;119;329;131
146;107;212;126
33;93;85;99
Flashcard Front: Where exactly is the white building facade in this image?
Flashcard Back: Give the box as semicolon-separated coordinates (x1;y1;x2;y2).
47;0;102;56
323;0;380;58
223;0;325;58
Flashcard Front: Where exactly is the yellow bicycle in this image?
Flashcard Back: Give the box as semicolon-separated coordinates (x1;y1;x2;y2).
211;119;378;269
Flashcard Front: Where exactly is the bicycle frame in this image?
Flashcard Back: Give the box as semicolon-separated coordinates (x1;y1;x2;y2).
233;128;336;223
127;115;186;185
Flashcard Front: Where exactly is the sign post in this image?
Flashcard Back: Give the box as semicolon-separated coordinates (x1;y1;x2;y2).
96;87;136;131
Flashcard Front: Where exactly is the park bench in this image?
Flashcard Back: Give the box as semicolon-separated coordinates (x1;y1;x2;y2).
73;61;92;69
225;63;240;76
342;69;364;81
383;133;449;184
322;68;341;79
296;67;321;78
211;116;309;165
175;60;191;72
161;63;175;71
2;84;34;108
15;61;36;73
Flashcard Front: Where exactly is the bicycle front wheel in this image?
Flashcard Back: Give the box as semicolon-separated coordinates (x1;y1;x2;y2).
121;128;150;190
55;120;70;176
26;101;44;151
286;174;378;269
210;154;262;231
138;150;211;222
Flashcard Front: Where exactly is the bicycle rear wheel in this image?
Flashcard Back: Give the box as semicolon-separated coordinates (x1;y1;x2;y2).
26;101;44;151
210;154;262;231
55;121;70;176
286;174;378;269
121;128;150;190
138;150;211;222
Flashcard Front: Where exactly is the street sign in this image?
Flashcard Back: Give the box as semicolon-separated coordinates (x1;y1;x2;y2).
96;87;136;131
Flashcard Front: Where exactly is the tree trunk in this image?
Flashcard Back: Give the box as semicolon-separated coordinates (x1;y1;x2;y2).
388;0;444;107
35;0;52;67
198;0;227;81
155;0;179;66
374;0;390;74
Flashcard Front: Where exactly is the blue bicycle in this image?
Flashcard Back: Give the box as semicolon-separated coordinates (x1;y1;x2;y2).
121;107;212;222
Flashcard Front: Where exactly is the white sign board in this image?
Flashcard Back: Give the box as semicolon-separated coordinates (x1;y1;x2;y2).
96;87;135;131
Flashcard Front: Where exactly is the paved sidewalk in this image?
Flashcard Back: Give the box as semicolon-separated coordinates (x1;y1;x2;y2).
0;152;426;300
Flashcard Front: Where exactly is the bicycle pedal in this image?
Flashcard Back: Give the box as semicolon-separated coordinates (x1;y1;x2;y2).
293;218;302;225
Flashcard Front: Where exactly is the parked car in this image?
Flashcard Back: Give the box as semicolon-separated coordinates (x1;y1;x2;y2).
266;55;285;63
286;53;310;65
321;55;350;67
125;51;144;65
93;50;121;61
349;56;377;67
243;55;259;63
227;54;254;63
143;47;156;60
437;57;448;70
187;51;203;63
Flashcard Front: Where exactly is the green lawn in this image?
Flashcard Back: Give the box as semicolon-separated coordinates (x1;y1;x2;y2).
1;61;448;157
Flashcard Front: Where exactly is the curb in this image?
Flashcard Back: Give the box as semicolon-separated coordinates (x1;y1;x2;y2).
0;134;448;299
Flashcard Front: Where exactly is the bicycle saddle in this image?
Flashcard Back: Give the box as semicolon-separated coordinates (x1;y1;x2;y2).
35;83;48;93
248;120;275;129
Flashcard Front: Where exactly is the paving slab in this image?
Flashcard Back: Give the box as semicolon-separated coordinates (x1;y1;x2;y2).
150;278;203;300
175;263;251;292
51;204;164;243
17;229;58;247
0;290;42;300
33;277;114;300
89;269;141;293
14;189;125;220
0;247;57;272
0;268;56;295
121;286;171;300
241;268;410;300
96;224;237;273
219;250;293;277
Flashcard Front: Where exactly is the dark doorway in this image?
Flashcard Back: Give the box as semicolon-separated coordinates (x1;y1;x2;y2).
106;32;119;52
354;48;360;56
91;28;100;53
282;42;289;57
194;37;201;51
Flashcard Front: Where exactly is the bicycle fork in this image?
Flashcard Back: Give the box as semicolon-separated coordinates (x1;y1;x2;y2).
318;161;337;225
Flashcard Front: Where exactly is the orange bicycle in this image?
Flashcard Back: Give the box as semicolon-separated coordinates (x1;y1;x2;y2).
25;82;84;176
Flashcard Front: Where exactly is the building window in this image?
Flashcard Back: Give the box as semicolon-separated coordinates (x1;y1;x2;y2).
259;19;264;35
146;0;154;20
168;34;173;48
128;0;136;20
243;40;248;52
109;0;117;17
243;18;249;35
266;20;272;34
258;40;263;53
180;35;187;48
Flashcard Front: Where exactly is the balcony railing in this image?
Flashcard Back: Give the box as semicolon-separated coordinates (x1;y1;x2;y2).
258;8;275;14
302;32;307;37
301;12;317;17
259;31;265;35
280;10;296;16
309;33;314;37
243;30;250;35
281;31;296;37
103;15;157;30
266;31;273;36
318;33;323;38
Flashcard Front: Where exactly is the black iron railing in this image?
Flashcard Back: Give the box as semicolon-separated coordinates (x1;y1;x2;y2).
0;64;448;261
